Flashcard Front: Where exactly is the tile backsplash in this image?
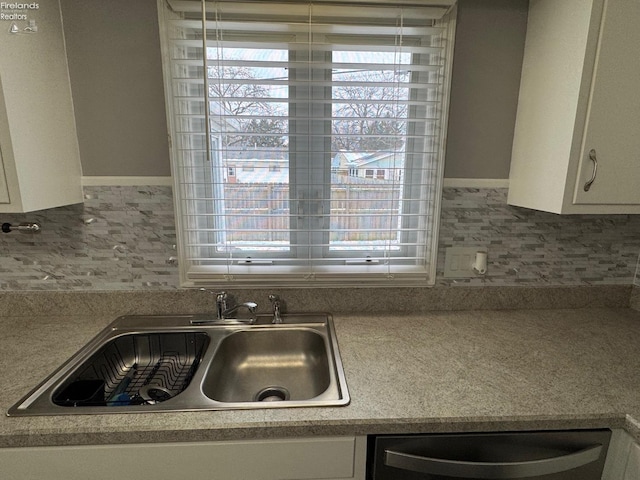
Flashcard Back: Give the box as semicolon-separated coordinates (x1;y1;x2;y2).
439;188;640;286
0;186;178;290
0;185;639;290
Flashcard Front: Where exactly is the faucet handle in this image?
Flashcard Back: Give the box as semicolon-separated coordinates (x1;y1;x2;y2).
216;291;228;305
199;289;225;309
198;288;226;320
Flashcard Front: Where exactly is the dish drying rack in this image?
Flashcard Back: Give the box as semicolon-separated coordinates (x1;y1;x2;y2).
101;352;201;405
53;332;209;407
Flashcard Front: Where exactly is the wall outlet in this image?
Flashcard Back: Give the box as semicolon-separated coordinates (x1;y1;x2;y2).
443;247;488;278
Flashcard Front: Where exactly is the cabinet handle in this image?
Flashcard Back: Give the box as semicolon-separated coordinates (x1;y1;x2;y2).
384;444;602;479
583;149;598;191
1;222;41;234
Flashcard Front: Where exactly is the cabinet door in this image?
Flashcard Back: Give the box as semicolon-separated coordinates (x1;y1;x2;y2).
573;0;640;205
0;144;9;204
624;441;640;480
0;0;83;212
0;436;364;480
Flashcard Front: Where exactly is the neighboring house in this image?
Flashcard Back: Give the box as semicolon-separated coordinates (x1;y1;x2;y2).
221;149;403;184
331;151;404;182
223;148;289;183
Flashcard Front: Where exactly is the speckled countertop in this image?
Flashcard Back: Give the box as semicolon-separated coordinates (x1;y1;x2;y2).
2;307;640;448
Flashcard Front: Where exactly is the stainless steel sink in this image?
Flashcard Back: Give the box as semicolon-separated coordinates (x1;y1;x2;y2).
202;328;332;403
7;313;349;416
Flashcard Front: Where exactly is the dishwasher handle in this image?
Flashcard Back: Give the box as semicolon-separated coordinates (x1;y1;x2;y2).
384;444;603;479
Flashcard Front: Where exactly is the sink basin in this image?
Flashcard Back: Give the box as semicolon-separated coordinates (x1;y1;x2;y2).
8;313;349;416
52;332;209;407
203;328;331;403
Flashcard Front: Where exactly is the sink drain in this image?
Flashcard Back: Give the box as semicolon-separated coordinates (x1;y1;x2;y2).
255;386;290;402
138;384;173;404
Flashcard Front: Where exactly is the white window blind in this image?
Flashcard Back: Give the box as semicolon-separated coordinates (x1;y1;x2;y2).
158;0;456;287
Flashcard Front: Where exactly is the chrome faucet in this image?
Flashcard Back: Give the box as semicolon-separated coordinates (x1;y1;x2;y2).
222;302;258;322
268;294;283;324
192;290;257;325
216;291;257;323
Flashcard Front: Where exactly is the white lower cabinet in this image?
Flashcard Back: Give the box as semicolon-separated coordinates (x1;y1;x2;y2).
0;435;367;480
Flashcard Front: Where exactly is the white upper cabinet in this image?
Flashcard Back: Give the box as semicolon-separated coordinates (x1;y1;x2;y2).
0;0;83;213
508;0;640;214
0;143;10;203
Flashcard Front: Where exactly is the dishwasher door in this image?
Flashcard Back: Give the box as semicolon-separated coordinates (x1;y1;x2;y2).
368;429;611;480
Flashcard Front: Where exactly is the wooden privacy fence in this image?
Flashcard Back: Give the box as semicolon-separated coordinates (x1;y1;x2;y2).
223;182;402;243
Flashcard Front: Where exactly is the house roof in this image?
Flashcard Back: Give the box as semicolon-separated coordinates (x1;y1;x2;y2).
333;150;405;169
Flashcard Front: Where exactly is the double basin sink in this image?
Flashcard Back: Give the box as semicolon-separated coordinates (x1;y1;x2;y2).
8;313;349;416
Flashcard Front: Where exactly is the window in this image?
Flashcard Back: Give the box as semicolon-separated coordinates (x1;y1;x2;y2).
159;0;456;287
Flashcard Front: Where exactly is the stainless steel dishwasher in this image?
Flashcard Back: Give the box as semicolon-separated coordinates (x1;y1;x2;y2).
367;429;611;479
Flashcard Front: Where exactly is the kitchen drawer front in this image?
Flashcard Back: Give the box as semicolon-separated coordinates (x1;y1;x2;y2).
0;436;364;480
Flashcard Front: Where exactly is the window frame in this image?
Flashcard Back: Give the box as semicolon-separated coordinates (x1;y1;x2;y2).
158;0;457;287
